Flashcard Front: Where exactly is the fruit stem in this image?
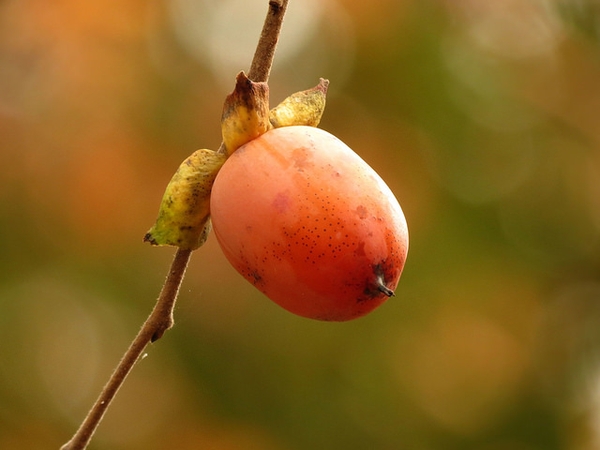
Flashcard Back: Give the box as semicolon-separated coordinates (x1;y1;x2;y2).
59;249;192;450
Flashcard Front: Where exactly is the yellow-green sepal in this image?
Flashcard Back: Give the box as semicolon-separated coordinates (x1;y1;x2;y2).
269;78;329;128
144;148;227;250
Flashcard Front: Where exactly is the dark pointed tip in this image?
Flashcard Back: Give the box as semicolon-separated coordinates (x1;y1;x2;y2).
373;265;396;297
378;283;395;297
375;274;395;297
143;233;157;245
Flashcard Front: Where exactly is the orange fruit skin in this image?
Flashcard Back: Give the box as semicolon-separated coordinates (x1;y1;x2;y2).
210;126;408;321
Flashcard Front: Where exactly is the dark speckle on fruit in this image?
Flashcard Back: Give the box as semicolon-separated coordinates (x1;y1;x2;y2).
248;269;264;288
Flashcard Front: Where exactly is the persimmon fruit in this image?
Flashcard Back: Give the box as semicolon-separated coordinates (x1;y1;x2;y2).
210;126;408;321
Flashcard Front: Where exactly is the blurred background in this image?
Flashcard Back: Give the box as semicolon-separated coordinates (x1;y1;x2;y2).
1;0;600;448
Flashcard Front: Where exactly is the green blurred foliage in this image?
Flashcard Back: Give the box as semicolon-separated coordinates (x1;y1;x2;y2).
1;0;600;449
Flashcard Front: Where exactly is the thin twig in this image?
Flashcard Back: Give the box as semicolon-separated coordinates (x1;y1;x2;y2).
60;249;192;450
248;0;289;83
60;1;290;449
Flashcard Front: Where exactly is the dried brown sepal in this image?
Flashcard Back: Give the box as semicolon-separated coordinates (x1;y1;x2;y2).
221;71;270;156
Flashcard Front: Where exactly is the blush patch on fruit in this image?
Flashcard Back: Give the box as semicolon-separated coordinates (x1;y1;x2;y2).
292;147;312;171
272;192;291;213
356;205;369;220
